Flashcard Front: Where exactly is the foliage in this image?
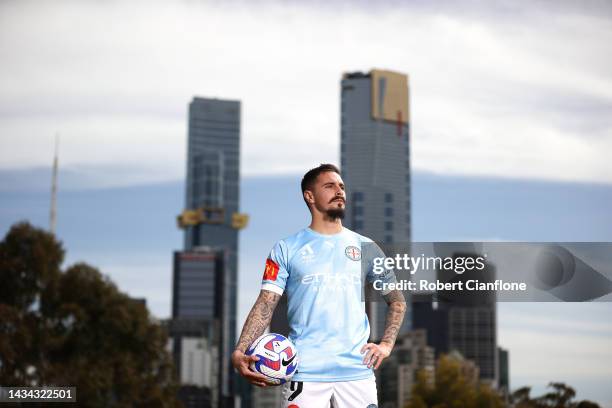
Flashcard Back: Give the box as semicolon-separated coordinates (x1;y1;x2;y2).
0;222;181;407
406;354;504;408
510;382;601;408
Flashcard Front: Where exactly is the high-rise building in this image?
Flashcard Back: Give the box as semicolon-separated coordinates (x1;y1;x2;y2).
412;292;449;356
170;249;226;407
439;253;498;387
173;97;249;407
412;254;499;387
376;329;435;408
165;317;218;408
340;69;412;340
497;347;510;400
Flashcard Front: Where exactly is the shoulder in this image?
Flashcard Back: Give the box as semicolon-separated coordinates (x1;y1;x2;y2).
342;227;374;244
270;229;310;255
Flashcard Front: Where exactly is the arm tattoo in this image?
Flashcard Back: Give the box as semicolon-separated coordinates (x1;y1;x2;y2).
380;289;407;348
235;290;281;352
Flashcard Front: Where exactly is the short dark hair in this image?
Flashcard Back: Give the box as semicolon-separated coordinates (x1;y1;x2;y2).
301;164;341;196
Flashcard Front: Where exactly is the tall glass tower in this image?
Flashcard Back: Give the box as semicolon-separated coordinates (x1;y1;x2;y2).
176;96;247;407
340;69;412;340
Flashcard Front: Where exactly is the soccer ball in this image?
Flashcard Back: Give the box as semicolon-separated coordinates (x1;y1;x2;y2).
246;333;299;385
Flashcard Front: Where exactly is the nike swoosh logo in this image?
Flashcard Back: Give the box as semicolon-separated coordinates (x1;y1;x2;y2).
282;354;297;366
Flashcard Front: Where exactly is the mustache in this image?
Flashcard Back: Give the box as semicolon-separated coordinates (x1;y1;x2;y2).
329;197;346;204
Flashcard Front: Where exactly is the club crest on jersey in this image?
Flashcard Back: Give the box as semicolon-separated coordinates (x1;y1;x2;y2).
345;246;361;261
263;258;279;281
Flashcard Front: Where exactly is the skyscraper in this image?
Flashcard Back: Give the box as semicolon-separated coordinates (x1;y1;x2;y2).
412;256;499;387
340;69;412;340
376;329;435;408
174;97;248;407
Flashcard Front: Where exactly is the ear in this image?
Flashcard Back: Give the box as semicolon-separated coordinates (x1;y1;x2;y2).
303;190;315;205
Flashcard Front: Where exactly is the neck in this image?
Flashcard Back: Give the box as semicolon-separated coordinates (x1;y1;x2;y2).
309;214;343;235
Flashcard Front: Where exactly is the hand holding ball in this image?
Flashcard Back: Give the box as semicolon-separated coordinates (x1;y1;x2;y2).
245;333;299;385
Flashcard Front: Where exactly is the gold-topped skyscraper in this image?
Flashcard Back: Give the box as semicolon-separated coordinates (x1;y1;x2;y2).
340;69;412;340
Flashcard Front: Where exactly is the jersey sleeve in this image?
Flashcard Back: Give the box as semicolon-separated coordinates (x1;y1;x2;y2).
261;240;290;295
364;241;397;296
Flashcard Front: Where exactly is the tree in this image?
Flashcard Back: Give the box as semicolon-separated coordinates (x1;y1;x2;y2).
510;382;601;408
0;222;181;407
406;353;504;408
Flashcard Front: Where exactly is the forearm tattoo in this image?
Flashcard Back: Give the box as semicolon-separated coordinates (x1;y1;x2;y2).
380;289;407;348
235;290;281;352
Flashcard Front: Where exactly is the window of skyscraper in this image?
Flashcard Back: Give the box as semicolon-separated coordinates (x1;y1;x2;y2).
385;221;393;231
385;207;393;217
353;191;364;202
384;193;393;203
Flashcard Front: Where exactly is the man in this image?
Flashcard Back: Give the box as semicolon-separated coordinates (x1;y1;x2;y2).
231;164;406;407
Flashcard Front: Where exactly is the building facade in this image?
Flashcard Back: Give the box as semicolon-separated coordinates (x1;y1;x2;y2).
377;329;435;408
172;97;248;407
412;253;499;387
340;69;412;340
165;317;218;408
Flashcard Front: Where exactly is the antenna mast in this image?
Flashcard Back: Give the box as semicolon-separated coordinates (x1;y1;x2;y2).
50;134;59;234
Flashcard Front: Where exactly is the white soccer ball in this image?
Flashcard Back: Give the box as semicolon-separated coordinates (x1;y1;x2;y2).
246;333;299;385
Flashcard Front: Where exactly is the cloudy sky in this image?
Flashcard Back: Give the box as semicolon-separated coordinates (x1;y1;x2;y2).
1;0;612;406
1;0;612;188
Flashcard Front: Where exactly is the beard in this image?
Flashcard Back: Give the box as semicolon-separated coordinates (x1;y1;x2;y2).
325;207;345;220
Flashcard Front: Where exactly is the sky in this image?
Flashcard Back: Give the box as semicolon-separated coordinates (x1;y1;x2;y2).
1;0;612;406
1;0;612;186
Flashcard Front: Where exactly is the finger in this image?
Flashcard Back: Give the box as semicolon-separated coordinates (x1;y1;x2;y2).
363;348;375;365
369;354;380;368
248;354;260;362
374;355;385;370
240;357;260;372
252;380;268;387
368;350;381;367
241;367;270;383
367;353;375;368
361;343;372;354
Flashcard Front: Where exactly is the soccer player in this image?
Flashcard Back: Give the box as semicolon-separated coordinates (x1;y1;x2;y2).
231;164;406;407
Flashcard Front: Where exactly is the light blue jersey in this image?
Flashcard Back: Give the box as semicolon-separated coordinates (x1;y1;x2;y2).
261;227;396;382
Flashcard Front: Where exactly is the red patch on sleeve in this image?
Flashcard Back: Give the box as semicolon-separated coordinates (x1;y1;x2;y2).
263;258;279;281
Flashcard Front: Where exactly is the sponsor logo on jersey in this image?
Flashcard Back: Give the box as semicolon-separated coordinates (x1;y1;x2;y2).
263;258;280;281
345;245;361;261
301;272;361;293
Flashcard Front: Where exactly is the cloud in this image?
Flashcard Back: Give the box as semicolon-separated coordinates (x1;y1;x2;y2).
0;0;611;187
498;302;612;384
